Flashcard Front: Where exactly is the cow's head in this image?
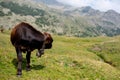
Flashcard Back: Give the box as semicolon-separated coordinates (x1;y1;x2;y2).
36;32;53;57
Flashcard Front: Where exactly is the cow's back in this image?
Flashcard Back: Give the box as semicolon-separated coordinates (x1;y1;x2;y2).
10;22;44;48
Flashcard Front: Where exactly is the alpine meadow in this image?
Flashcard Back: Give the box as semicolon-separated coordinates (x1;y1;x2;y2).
0;0;120;80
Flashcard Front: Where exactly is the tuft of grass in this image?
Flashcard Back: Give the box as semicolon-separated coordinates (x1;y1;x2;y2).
0;32;120;80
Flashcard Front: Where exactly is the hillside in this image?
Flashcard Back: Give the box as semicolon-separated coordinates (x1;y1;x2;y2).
0;31;120;80
0;0;120;37
0;1;120;80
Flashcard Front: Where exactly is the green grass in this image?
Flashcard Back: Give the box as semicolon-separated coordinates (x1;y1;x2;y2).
0;32;120;80
88;36;120;70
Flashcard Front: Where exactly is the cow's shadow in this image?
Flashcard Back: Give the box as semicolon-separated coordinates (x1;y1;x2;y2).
12;58;45;70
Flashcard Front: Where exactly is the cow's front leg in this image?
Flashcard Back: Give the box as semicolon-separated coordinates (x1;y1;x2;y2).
16;47;22;76
26;51;31;71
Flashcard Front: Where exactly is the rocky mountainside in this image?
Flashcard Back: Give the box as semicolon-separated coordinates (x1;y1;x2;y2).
35;0;63;6
0;0;120;37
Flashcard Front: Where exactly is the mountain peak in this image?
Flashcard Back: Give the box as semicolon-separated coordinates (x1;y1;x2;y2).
105;10;120;15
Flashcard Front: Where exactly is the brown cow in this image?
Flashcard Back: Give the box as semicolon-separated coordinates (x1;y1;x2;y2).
10;22;53;76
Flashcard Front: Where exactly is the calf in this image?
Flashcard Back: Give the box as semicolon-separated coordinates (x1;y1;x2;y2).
10;22;53;76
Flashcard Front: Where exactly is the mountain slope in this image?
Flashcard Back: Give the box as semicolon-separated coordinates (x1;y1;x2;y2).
34;0;63;6
0;0;120;37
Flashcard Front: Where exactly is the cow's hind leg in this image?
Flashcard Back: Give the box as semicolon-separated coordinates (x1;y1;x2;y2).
16;47;22;76
26;51;31;71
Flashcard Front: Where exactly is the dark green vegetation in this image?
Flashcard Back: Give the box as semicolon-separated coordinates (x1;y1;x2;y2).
0;2;45;16
0;0;120;37
0;32;120;80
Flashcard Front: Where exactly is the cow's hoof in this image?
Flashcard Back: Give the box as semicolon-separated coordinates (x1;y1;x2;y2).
17;71;22;77
17;75;21;77
26;68;31;71
17;74;22;77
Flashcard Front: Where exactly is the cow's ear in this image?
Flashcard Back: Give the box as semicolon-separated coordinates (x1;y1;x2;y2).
44;32;49;38
44;32;50;43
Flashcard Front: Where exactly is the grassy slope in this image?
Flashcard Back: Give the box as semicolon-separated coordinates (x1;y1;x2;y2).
0;32;120;80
